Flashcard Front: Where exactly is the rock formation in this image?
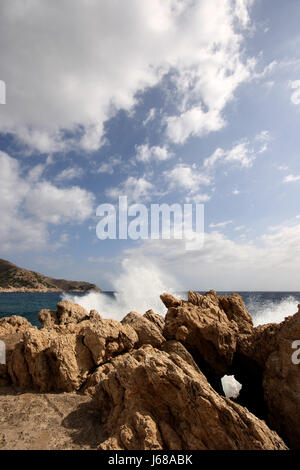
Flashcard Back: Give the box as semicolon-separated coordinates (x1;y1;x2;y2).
161;290;253;393
161;290;300;449
0;316;36;387
1;292;299;450
121;311;165;348
143;309;165;333
2;301;138;392
85;345;286;450
233;305;300;449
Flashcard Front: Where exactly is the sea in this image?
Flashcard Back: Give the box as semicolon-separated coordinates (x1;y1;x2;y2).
0;291;299;328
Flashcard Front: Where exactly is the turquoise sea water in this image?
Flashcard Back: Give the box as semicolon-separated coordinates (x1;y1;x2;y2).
0;291;300;327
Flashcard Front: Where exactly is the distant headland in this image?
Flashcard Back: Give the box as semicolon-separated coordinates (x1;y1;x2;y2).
0;258;101;293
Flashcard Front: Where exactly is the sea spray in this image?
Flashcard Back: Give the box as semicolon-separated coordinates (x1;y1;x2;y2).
247;294;299;326
62;259;179;321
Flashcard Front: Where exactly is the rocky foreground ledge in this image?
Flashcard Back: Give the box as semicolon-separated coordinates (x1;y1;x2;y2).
0;290;299;450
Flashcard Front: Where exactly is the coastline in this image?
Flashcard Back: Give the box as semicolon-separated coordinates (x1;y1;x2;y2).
0;288;100;293
1;290;297;450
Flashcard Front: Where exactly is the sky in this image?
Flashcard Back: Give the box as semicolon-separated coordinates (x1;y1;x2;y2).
1;0;300;291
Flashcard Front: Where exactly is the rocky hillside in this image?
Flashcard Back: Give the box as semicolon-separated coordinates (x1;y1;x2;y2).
0;290;299;450
0;259;101;292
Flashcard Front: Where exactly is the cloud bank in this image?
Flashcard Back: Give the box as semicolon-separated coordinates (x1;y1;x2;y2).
0;0;254;152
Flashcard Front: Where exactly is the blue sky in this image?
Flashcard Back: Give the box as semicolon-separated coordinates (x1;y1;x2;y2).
1;0;300;291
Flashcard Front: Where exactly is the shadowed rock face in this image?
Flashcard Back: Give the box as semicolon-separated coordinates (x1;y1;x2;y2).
161;291;300;449
230;322;281;420
235;306;300;449
0;292;299;450
161;290;253;394
85;345;286;450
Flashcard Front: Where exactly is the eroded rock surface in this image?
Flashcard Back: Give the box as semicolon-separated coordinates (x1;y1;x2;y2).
3;302;138;392
143;310;165;333
122;311;165;348
0;316;36;387
38;300;95;328
162;291;253;392
1;293;298;450
85;345;286;450
234;306;300;448
0;316;34;337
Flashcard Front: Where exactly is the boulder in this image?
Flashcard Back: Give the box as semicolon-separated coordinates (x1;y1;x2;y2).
218;292;254;334
38;300;95;328
81;318;138;365
5;304;138;392
143;310;165;333
121;311;164;348
160;293;182;309
85;345;286;450
162;291;253;392
0;316;33;337
0;316;36;387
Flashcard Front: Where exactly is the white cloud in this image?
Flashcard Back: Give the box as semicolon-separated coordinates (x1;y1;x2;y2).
121;219;300;291
166;107;225;144
185;194;211;203
252;60;278;81
203;148;225;169
135;144;173;162
27;164;45;183
234;0;253;27
255;130;271;152
55;166;84;182
143;108;156;126
289;80;300;105
25;182;94;224
0;151;94;252
278;165;288;171
209;220;233;229
129;131;269;205
164;163;211;195
0;0;255;152
283;174;300;183
204;132;270;169
97;156;122;175
106;176;154;203
225;142;254;167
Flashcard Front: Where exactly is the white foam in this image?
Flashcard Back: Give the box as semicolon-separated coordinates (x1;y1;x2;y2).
251;295;299;326
62;258;178;321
